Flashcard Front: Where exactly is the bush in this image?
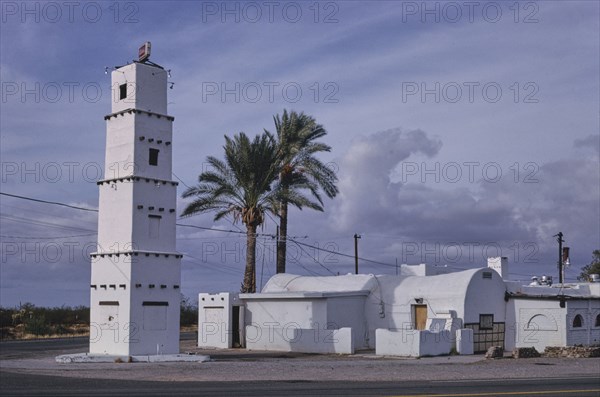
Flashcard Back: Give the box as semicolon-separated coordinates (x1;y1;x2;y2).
0;303;90;338
51;324;72;335
180;295;198;327
0;308;14;328
24;315;50;336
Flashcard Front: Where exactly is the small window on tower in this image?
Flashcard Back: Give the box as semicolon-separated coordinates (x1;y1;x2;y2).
149;148;159;166
119;84;127;100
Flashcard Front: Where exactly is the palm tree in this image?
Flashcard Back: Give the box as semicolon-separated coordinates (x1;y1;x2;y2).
271;110;339;274
180;132;280;293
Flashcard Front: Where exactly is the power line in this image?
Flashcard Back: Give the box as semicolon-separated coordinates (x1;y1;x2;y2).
1;191;395;270
289;239;336;276
0;214;97;233
0;192;98;212
182;253;243;277
172;172;192;189
176;223;276;238
0;203;98;227
0;233;96;240
289;238;396;268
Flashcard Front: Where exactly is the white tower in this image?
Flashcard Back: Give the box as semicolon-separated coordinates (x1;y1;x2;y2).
90;44;181;356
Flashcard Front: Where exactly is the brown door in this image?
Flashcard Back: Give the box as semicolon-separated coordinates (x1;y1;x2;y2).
413;305;427;330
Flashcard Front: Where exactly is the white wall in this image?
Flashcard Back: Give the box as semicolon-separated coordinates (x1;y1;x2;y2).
198;293;242;349
246;325;354;354
242;293;365;353
487;257;508;280
463;269;506;324
400;263;451;276
89;256;132;355
245;298;327;333
104;115;137;180
97;181;134;252
104;113;173;182
327;296;368;349
131;181;177;253
507;299;566;352
505;297;600;352
110;63;168;115
89;254;181;355
375;328;452;357
566;300;600;346
128;255;181;355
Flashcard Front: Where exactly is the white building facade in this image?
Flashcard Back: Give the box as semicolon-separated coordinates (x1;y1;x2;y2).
198;258;599;356
505;282;600;352
89;58;181;356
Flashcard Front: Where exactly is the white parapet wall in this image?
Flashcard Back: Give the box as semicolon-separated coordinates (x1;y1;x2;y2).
375;328;453;357
198;293;243;349
456;328;474;355
240;290;368;352
245;325;354;354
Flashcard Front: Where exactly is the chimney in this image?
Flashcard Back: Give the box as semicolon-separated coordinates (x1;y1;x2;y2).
487;257;508;280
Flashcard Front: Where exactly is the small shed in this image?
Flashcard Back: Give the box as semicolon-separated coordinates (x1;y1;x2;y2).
504;282;600;352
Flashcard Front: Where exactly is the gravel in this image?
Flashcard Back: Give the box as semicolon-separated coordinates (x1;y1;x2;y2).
1;339;599;383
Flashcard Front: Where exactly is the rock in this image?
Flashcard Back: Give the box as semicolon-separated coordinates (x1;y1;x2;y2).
485;346;504;359
512;347;540;358
544;346;600;358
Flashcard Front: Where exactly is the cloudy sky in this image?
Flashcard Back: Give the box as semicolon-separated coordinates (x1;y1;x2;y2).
1;1;598;307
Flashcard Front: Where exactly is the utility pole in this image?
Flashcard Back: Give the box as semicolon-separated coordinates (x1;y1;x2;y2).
354;234;361;274
275;225;281;273
554;232;564;284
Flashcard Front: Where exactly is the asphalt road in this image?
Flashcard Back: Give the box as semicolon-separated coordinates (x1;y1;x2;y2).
0;332;196;359
0;336;88;359
1;336;599;396
1;371;599;396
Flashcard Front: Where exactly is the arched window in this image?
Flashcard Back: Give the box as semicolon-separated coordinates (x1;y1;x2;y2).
595;314;600;327
572;314;583;328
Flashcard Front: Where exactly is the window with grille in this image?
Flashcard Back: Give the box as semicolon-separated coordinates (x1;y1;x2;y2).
479;314;494;330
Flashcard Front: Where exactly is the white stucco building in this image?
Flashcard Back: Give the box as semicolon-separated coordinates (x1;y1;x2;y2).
198;258;600;356
505;281;600;352
89;50;182;356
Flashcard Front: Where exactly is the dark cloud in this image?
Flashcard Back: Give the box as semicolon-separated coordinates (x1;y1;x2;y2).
323;130;599;278
330;128;442;231
574;134;600;155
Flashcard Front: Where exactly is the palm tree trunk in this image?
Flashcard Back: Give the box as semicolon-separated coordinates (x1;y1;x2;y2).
276;201;288;273
242;224;257;293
